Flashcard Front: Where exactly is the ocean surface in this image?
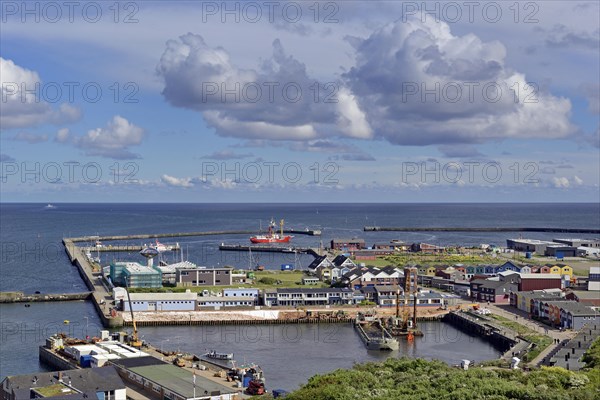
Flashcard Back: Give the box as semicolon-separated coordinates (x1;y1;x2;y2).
1;203;598;387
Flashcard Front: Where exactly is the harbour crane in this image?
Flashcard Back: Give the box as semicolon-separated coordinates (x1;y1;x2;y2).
124;283;142;348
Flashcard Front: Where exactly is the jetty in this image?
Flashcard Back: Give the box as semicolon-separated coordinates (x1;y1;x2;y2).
0;291;91;303
82;244;180;253
218;244;320;257
69;228;321;243
364;226;600;234
443;311;529;360
63;238;123;328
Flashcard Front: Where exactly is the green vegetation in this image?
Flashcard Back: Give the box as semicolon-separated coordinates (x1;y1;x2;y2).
488;314;552;362
581;337;600;369
265;358;599;400
378;252;507;267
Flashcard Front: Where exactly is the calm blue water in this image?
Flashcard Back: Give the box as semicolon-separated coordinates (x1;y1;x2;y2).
1;203;598;385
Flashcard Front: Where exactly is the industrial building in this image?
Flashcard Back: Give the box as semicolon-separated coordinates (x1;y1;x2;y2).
553;238;600;248
506;239;555;254
1;367;126;400
175;266;233;287
153;261;197;285
114;289;198;312
330;238;365;251
110;262;163;288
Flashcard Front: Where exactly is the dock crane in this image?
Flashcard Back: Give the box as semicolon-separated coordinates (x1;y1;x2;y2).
124;283;143;348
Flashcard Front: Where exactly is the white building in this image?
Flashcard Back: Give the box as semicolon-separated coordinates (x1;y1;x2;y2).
120;290;197;312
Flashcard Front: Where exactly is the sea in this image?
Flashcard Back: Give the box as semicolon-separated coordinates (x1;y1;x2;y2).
1;203;599;389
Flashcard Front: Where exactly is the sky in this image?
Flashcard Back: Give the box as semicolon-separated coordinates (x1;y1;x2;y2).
1;1;599;202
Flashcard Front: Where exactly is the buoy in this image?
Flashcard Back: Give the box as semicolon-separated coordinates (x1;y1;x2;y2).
24;304;31;308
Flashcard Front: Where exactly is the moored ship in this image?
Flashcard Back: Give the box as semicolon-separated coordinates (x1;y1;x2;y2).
250;218;293;243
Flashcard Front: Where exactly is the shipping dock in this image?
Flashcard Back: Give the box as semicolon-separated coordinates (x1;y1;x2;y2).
354;312;399;351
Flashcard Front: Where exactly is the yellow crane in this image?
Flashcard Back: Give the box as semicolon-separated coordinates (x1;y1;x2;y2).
280;219;285;236
124;283;142;348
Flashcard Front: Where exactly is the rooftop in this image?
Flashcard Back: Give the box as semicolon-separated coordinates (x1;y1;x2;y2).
128;364;237;398
3;367;124;399
568;290;600;300
129;291;197;301
508;239;555;245
277;287;352;294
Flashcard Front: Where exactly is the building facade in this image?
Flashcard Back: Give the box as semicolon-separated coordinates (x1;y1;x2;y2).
176;267;233;286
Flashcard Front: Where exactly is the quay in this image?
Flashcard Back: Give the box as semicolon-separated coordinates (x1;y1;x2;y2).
63;238;123;328
444;311;530;361
82;244;180;253
69;228;321;243
218;243;320;257
0;291;91;303
364;226;600;234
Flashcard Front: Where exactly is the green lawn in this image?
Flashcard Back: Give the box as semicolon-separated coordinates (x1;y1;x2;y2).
378;253;506;266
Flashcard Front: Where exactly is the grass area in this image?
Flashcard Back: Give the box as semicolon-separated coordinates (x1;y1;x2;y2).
488;314;553;362
380;253;507;266
129;270;328;293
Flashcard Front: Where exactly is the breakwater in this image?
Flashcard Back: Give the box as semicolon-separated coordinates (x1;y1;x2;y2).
365;226;600;234
0;291;91;303
69;228;321;243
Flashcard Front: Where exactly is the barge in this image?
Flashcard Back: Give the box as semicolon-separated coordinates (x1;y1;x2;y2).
354;311;399;351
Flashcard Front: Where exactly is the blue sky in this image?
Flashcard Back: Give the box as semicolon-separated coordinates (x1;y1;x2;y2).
1;1;599;202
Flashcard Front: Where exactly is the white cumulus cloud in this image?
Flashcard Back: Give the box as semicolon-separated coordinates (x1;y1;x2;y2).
70;116;145;159
0;57;80;130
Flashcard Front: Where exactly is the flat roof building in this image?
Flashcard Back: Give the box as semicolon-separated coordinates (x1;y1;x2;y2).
112;357;238;400
506;239;555;254
1;366;126;399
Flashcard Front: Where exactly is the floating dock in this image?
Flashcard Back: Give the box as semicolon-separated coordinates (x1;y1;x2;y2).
364;226;600;234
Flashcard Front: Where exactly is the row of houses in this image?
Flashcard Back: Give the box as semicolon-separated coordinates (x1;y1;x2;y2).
529;299;597;330
470;271;564;304
431;261;573;280
330;238;446;255
114;284;457;310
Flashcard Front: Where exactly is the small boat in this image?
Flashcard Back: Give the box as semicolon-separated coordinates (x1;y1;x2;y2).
63;320;70;324
205;350;234;360
44;204;56;209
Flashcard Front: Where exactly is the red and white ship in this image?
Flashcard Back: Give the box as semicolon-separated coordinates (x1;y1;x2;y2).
250;219;293;243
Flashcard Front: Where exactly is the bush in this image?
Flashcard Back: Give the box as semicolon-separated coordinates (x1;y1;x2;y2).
257;277;277;285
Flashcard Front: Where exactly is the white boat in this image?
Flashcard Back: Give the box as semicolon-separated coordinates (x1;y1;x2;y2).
205;350;234;360
44;204;56;209
150;239;168;252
